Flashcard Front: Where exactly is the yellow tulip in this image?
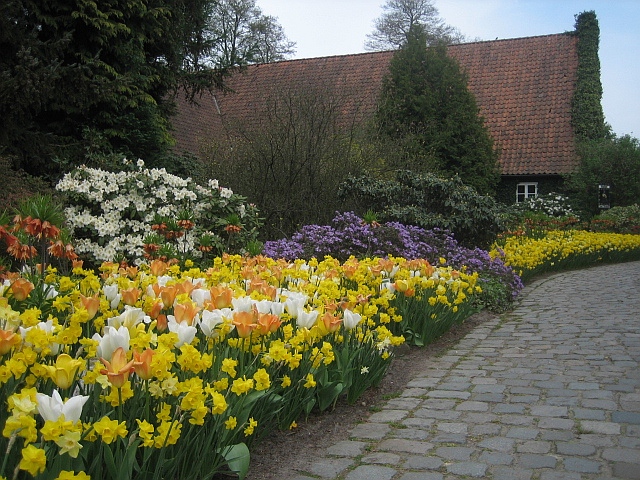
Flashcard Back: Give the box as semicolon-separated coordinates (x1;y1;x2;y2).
44;354;85;389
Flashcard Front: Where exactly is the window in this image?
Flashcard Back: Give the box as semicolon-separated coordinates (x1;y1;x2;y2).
516;182;538;203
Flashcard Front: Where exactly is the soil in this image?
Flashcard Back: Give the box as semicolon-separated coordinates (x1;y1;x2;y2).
242;309;497;480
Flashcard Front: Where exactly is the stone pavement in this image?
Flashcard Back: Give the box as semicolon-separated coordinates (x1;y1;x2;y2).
290;261;640;480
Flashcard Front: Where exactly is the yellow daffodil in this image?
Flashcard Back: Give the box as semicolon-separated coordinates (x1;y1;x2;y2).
93;416;127;444
19;444;47;476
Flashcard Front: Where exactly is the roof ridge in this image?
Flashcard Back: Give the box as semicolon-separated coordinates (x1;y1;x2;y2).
251;32;573;67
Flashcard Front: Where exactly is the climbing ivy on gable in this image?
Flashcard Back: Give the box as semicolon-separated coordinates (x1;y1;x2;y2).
570;11;608;141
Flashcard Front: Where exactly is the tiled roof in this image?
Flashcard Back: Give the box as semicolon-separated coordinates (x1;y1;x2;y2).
172;33;579;176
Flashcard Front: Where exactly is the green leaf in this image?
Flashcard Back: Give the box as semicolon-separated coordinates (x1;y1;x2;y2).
221;443;251;480
103;444;119;480
316;382;344;411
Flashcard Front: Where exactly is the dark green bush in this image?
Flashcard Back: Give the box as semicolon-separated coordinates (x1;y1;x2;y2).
338;170;502;248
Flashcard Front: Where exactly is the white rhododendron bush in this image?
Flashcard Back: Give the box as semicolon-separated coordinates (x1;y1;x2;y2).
56;160;261;265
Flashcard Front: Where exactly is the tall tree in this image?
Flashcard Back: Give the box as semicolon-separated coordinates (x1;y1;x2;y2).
205;0;295;68
375;26;499;195
0;0;226;180
365;0;464;51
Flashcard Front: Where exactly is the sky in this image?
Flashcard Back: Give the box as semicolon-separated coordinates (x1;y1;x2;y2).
256;0;639;138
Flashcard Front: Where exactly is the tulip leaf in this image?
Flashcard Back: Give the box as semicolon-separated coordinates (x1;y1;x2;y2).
316;381;343;411
221;443;250;480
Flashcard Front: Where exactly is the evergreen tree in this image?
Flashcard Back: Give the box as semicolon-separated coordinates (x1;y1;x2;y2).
375;26;499;195
0;0;227;180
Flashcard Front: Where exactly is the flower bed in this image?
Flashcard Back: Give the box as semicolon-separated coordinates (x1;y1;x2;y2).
0;254;480;479
492;230;640;282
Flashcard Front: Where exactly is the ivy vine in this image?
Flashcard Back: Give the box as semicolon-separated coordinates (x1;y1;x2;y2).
570;11;608;141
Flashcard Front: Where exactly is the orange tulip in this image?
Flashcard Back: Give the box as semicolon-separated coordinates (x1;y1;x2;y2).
342;263;358;279
209;286;233;309
0;329;21;355
159;285;178;308
147;299;163;320
175;279;197;297
246;277;265;295
149;259;168;276
320;312;342;334
10;278;34;301
79;293;100;320
44;354;85;389
232;310;258;338
100;347;135;389
261;284;277;301
133;349;155;380
256;313;282;335
173;302;201;325
121;287;142;306
156;314;168;332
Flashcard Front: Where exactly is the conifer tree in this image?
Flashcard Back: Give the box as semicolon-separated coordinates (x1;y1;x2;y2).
375;25;499;195
0;0;227;179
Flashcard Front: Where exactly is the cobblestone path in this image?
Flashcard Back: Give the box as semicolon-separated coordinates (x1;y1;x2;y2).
291;261;640;480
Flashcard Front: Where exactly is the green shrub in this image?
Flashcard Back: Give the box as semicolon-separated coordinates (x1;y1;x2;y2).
588;204;640;234
338;170;502;248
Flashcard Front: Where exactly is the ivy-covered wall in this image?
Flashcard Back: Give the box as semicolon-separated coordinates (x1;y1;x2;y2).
497;175;567;205
571;11;608;141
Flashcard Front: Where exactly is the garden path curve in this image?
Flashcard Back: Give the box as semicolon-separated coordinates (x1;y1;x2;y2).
290;260;640;480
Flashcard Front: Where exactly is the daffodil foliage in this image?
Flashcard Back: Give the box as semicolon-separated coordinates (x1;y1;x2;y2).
0;254;479;480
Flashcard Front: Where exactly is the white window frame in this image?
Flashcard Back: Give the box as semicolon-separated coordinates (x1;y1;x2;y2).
516;182;538;203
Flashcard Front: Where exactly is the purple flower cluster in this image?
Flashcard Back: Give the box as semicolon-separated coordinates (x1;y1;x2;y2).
263;212;524;300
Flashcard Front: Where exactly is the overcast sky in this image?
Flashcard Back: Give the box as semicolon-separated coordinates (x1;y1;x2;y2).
257;0;639;138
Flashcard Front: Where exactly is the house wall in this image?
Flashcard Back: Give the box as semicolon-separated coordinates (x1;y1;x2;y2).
497;175;567;205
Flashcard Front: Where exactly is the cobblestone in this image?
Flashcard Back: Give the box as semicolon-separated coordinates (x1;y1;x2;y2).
291;262;640;479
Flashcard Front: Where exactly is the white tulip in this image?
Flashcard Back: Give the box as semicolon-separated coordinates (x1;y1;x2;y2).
36;390;89;423
93;325;130;360
342;309;362;330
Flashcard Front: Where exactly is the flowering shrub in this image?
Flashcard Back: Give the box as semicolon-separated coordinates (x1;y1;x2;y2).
493;230;640;282
587;204;640;234
55;160;262;266
516;192;576;217
264;212;523;311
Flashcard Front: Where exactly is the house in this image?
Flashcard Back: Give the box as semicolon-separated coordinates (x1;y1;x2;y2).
172;32;580;204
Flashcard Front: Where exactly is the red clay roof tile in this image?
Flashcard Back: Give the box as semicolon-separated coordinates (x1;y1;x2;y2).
172;33;579;176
